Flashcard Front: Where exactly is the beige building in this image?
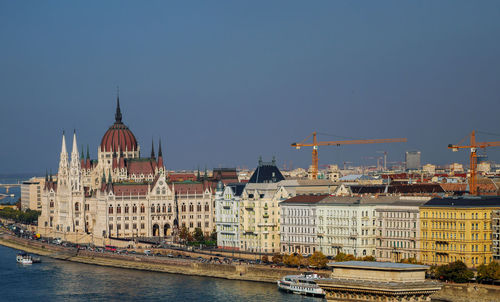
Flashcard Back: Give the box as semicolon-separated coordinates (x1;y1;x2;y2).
21;177;46;211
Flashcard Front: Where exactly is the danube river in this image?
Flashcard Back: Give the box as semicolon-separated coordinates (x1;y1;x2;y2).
0;245;320;301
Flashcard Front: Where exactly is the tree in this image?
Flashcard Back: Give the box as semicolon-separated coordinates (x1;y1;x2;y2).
436;261;474;283
193;227;204;242
284;254;302;267
309;251;328;268
477;262;500;283
272;253;283;264
334;252;355;262
359;256;376;262
210;229;217;241
261;255;269;263
179;226;189;242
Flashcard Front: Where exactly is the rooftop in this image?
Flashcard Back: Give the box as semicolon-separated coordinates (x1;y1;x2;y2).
329;261;429;271
422;197;500;208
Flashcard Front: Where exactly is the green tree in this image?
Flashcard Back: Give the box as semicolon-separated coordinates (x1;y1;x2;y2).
436;261;474;283
359;256;376;262
261;255;269;263
309;251;328;268
210;229;217;241
272;253;283;264
193;227;204;242
477;262;500;282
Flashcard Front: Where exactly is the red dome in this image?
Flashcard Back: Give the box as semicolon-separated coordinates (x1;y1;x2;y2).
100;97;138;152
100;123;138;152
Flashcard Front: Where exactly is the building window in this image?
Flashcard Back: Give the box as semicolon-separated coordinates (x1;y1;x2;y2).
108;206;113;214
141;204;145;213
151;205;155;213
162;204;166;213
125;224;129;230
141;223;145;229
168;204;172;212
117;205;121;214
197;203;201;212
125;205;129;214
132;204;137;213
182;203;186;212
189;203;194;212
205;203;209;211
75;203;79;212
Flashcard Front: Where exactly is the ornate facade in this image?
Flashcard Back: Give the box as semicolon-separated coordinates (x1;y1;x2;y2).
38;97;214;240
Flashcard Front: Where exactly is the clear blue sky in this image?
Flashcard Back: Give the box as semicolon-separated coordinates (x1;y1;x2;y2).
1;1;500;174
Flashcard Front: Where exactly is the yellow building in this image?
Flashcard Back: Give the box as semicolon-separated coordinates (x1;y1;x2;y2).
420;197;500;268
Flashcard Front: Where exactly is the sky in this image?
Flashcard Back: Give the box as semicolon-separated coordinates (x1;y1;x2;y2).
1;1;500;175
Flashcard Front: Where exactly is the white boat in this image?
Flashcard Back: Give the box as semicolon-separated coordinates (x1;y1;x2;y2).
16;252;33;265
277;272;325;297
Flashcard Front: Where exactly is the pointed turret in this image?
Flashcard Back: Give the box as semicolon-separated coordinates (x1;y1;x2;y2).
151;139;155;159
61;131;67;155
58;131;69;187
157;139;163;167
81;145;84;160
86;145;90;159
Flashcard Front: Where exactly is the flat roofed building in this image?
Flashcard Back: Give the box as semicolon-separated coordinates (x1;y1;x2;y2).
215;181;245;250
317;261;441;301
420;197;500;268
21;177;45;211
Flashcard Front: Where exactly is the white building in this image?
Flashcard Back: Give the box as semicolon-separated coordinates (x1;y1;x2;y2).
215;181;245;250
375;198;429;262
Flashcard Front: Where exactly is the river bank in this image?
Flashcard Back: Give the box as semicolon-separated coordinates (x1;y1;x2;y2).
0;233;318;283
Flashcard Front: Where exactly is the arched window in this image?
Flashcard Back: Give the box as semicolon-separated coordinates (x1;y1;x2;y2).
117;205;121;214
168;204;172;213
151;205;155;213
157;205;161;213
182;203;186;212
197;203;201;212
205;203;209;211
132;204;137;214
108;205;113;214
50;201;54;208
189;203;194;212
75;203;79;211
140;204;145;213
125;204;129;214
162;204;166;213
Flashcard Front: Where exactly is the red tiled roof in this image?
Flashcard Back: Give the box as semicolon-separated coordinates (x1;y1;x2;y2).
100;122;138;153
113;184;149;196
128;160;155;175
171;182;207;195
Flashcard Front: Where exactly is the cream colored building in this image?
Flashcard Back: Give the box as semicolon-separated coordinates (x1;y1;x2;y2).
21;177;46;211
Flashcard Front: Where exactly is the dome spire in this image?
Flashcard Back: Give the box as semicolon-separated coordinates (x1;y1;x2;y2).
115;86;122;123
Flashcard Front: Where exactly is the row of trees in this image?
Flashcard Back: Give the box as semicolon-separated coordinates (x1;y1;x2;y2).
179;227;217;245
267;252;376;269
430;261;500;283
0;207;40;225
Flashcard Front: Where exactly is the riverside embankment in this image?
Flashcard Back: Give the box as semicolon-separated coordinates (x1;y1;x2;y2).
0;233;320;283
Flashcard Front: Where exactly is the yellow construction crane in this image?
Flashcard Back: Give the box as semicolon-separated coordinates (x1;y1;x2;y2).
291;132;407;179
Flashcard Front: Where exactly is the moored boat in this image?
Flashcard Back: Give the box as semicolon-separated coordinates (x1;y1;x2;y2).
277;272;325;297
16;252;34;265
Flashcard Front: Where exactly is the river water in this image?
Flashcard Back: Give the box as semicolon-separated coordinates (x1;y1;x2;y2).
0;245;321;302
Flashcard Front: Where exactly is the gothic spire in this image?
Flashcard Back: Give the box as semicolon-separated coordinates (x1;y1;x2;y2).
61;131;67;155
86;144;90;159
115;88;122;123
151;138;155;159
81;145;84;160
158;138;163;157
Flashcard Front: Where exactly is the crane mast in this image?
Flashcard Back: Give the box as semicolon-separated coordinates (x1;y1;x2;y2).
448;130;500;195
